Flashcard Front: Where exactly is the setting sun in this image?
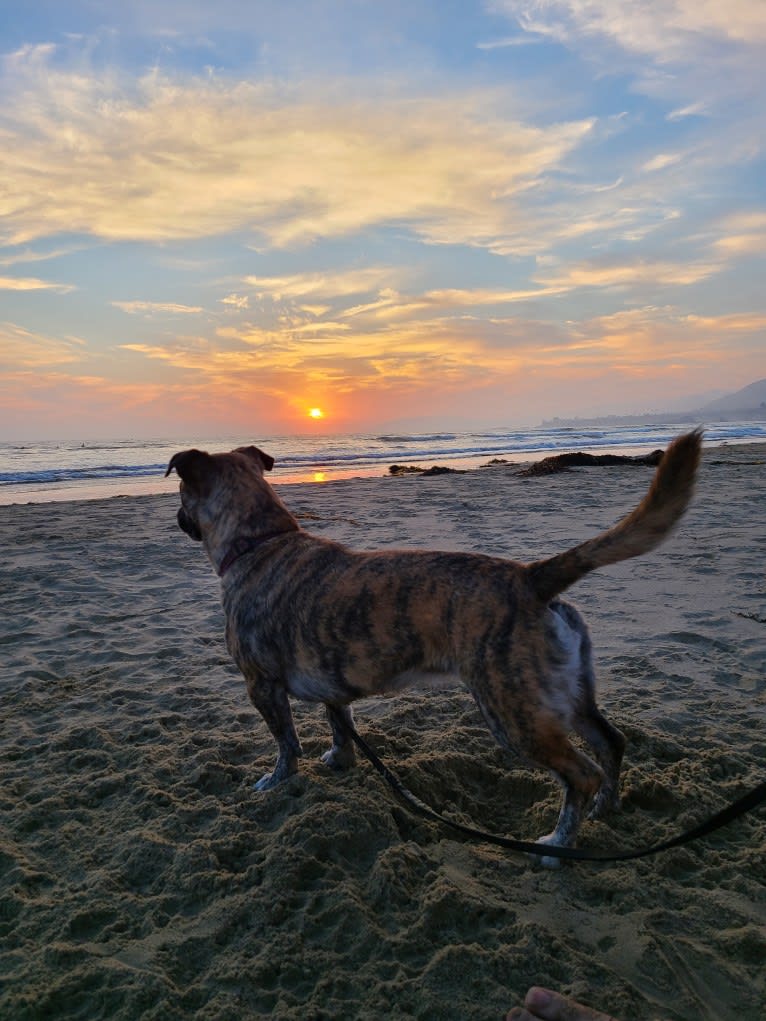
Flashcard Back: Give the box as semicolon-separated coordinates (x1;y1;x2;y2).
308;407;324;420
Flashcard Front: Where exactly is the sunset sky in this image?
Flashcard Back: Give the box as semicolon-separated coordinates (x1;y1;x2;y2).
2;1;765;439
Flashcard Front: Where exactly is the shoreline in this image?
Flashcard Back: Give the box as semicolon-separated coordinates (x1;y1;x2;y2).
2;434;764;508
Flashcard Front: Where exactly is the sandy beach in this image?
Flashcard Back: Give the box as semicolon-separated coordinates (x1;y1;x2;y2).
1;441;764;1020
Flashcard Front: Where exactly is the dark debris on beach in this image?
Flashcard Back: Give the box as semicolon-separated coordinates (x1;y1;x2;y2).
518;449;665;477
388;464;467;477
388;450;665;479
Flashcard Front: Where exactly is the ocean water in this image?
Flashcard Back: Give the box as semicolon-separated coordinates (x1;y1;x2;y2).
1;420;764;505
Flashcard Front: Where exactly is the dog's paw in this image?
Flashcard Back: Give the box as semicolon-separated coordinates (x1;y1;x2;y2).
320;744;357;771
253;751;301;791
529;833;566;869
253;772;279;792
536;855;563;870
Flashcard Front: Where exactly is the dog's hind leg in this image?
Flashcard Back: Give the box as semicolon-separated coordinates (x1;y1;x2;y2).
321;703;358;771
551;602;625;819
574;698;625;820
521;725;605;868
471;681;603;867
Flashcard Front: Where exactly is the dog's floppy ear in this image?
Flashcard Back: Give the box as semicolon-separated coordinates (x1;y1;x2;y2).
165;449;213;488
235;445;275;472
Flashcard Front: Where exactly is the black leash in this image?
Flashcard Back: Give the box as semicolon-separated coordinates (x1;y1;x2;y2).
340;720;766;863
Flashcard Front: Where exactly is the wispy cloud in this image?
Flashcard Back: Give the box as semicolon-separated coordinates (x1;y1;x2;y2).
683;311;766;332
666;102;707;121
246;252;728;333
0;322;85;368
112;296;765;427
492;0;766;58
0;245;81;268
0;51;593;255
476;34;542;50
535;257;722;290
112;300;204;315
642;153;682;173
244;269;400;300
491;0;766;121
0;275;73;292
219;293;250;309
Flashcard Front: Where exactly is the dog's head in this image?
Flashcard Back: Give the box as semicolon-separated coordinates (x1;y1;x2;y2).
165;444;278;545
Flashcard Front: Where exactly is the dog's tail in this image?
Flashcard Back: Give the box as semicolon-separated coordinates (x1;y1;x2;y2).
526;429;702;604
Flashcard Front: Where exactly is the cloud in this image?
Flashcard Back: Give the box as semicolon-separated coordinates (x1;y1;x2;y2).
682;311;766;332
339;285;568;323
641;153;682;173
0;51;593;254
535;257;722;290
120;342;196;363
492;0;766;59
244;268;400;301
0;322;85;369
491;0;766;121
710;211;766;257
32;279;759;434
281;320;351;336
0;275;73;292
713;234;766;257
112;300;205;315
6;40;749;274
720;212;766;232
0;245;81;268
666;102;707;121
476;34;542;50
115;297;766;424
229;240;748;338
239;246;736;332
220;293;249;309
0;365;196;437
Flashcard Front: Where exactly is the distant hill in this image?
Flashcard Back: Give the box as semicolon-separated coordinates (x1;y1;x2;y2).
697;378;766;414
541;378;766;428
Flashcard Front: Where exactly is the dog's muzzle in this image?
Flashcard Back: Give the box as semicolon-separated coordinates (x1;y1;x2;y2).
177;508;203;542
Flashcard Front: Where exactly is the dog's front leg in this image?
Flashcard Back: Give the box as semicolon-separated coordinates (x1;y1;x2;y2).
244;674;303;791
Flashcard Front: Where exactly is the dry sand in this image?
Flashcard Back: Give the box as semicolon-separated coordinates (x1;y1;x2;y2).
1;442;764;1020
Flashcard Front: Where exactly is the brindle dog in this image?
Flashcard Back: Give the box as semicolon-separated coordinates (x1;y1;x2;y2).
167;430;701;866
